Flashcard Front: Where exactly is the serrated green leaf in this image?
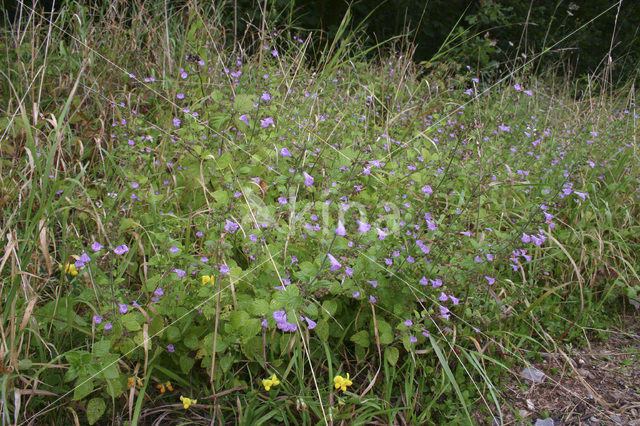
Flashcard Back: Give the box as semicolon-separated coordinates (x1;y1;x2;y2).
376;320;393;345
120;313;141;332
321;299;338;317
73;376;93;400
166;326;181;342
384;346;399;366
87;397;106;425
92;340;111;357
350;330;370;347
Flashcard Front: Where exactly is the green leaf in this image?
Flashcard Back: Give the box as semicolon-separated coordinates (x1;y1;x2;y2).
92;340;111;357
87;397;106;425
233;94;256;113
183;333;199;350
179;355;195;374
73;376;94;400
350;330;370;347
384;346;399;366
315;319;329;341
376;320;393;345
120;313;141;332
166;326;181;342
321;299;338;317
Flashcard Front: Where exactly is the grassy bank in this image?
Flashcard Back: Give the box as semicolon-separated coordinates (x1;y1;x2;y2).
1;1;638;424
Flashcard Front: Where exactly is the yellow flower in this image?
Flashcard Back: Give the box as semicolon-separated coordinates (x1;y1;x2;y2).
165;381;173;392
180;395;197;409
262;373;280;391
156;383;165;393
333;373;353;392
202;275;214;285
127;377;136;389
59;263;78;276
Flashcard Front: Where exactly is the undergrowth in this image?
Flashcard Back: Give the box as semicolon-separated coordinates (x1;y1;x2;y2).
0;1;638;424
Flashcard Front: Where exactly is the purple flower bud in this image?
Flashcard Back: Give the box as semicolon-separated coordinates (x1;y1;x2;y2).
303;171;314;187
327;253;342;271
335;220;346;236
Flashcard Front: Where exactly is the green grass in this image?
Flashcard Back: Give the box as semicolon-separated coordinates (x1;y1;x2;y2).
1;1;638;424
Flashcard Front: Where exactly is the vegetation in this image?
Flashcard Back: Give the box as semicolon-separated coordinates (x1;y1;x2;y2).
0;1;638;424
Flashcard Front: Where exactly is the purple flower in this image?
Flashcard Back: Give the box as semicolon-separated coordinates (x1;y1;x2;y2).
409;335;418;343
574;191;588;201
367;280;378;288
521;233;531;244
225;219;240;234
104;322;113;330
177;93;185;100
220;264;230;274
421;185;433;194
174;269;186;278
376;228;387;240
167;344;175;353
277;196;287;205
514;83;522;91
357;220;371;233
422;330;430;338
485;276;495;285
427;220;437;231
327;253;342;271
352;291;360;298
173;117;181;128
369;295;377;303
118;303;128;314
239;114;249;125
345;266;354;276
154;288;164;297
261;92;271;101
474;256;484;263
499;125;511;132
335;220;346;236
114;245;129;255
303;171;314;187
419;276;429;286
273;311;286;322
91;242;103;252
260;117;274;127
404;319;413;326
439;292;448;302
450;295;460;306
523;90;533;96
302;316;317;329
431;278;442;288
93;315;103;324
280;147;292;157
196;231;204;237
169;246;179;253
261;318;268;328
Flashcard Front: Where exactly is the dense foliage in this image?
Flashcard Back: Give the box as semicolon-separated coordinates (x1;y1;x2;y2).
0;1;638;424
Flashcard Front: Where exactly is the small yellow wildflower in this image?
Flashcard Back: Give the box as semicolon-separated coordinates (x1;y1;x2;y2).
165;381;174;392
59;263;78;276
333;373;353;392
262;373;280;391
156;383;166;393
202;275;214;285
127;377;136;389
180;395;197;409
